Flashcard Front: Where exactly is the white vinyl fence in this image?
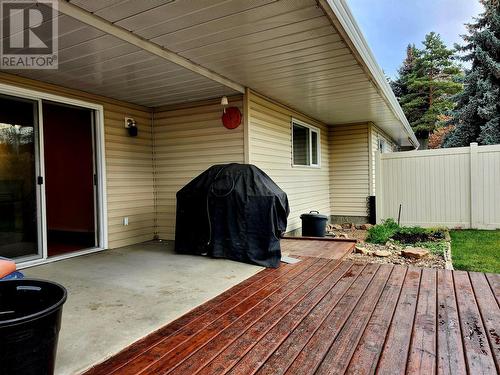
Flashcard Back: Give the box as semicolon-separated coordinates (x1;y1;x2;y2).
376;143;500;229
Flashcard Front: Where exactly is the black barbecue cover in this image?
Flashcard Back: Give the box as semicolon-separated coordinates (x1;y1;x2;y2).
175;163;289;268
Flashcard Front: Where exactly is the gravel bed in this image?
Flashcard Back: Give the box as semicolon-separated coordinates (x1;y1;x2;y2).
327;227;447;269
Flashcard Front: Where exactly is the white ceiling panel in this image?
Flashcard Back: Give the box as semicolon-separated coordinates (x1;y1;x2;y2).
114;0;275;35
5;4;238;106
3;0;415;145
69;0;127;14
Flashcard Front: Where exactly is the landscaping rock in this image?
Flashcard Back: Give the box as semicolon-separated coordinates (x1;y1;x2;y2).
384;240;401;251
401;248;429;259
338;233;349;239
360;224;373;230
341;222;354;230
328;224;343;231
374;250;391;257
355;246;370;255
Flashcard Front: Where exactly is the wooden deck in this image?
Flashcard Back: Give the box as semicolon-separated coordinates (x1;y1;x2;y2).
281;237;356;260
84;247;500;375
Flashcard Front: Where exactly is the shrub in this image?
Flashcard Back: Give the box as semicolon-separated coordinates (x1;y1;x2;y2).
367;219;447;244
367;218;400;244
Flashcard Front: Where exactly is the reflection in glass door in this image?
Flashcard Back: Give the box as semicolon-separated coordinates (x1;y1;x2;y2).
0;94;41;260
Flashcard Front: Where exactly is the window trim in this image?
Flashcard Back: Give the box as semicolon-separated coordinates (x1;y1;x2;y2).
291;118;321;168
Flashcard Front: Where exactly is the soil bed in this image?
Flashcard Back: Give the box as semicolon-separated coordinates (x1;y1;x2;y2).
327;226;447;269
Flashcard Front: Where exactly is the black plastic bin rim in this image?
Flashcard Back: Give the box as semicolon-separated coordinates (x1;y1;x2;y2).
300;212;328;220
0;279;67;328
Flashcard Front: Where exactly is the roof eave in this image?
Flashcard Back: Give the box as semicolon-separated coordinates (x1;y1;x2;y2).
320;0;419;149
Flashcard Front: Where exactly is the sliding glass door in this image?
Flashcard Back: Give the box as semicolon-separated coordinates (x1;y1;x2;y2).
0;94;42;260
42;101;97;257
0;88;104;264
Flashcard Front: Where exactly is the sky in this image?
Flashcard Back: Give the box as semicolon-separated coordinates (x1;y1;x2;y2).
346;0;484;78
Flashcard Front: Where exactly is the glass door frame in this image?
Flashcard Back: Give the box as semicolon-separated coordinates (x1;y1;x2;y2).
0;82;109;268
0;93;44;262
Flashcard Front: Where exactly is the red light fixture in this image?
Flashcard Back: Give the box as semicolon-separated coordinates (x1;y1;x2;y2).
222;107;242;129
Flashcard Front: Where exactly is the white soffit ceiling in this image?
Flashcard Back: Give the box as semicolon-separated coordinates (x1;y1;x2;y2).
3;0;414;146
3;3;240;106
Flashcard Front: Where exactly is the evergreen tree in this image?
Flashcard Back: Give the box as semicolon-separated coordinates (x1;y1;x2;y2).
444;0;500;147
391;45;430;138
392;34;462;142
391;44;418;99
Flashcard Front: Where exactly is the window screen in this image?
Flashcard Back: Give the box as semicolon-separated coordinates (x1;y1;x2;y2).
311;131;318;165
293;123;309;165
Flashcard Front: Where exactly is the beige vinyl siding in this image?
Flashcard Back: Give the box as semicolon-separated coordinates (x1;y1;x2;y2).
329;123;370;217
370;123;397;195
0;73;155;249
247;91;330;232
154;97;244;240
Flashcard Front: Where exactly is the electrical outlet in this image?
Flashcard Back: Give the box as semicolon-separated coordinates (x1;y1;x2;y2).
123;217;129;226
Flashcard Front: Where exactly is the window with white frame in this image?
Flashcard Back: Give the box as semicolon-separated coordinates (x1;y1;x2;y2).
291;119;320;167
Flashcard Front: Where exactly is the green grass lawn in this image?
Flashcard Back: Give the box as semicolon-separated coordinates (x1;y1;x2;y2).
450;230;500;273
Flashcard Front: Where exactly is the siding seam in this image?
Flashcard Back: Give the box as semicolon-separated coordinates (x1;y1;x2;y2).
152;109;158;239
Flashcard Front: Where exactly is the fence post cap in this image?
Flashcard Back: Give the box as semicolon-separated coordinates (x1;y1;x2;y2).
470;142;479;147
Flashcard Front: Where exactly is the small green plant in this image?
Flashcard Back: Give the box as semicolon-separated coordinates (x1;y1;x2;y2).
367;219;447;245
366;218;400;244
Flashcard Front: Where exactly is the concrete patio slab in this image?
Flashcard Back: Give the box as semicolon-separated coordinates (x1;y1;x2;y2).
24;241;262;375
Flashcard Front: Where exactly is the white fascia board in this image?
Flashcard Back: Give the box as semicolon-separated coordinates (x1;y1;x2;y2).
321;0;419;149
57;0;245;94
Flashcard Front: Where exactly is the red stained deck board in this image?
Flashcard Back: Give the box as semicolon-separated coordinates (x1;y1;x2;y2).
245;263;367;375
486;273;500;307
196;261;354;375
315;264;395;375
407;268;438;374
83;241;500;375
375;267;422;374
169;258;341;375
454;271;497;374
469;272;500;373
281;238;354;260
436;269;467;375
344;266;407;375
282;263;380;375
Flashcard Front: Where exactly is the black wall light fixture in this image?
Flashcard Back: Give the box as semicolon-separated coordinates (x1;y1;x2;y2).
125;117;138;137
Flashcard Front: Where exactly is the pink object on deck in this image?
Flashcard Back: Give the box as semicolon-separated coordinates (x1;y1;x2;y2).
0;259;16;278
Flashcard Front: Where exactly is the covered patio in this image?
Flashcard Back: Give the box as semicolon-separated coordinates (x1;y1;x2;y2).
1;0;419;268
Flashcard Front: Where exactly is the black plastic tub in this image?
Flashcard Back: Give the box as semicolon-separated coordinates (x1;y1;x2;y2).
300;211;328;237
0;279;67;375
